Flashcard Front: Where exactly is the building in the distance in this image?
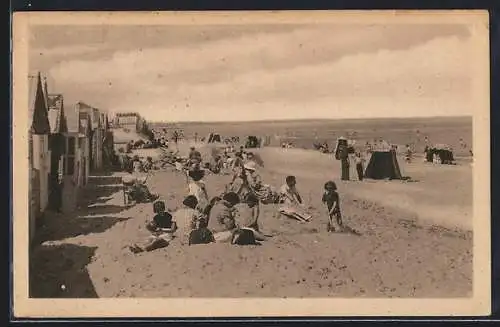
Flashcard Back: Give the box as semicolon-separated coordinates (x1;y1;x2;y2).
113;112;146;133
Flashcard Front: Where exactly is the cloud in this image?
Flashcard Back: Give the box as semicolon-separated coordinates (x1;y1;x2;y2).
35;24;474;121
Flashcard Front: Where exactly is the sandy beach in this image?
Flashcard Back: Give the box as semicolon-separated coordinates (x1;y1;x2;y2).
30;145;472;299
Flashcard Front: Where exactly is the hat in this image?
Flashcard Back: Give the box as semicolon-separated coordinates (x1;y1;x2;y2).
243;161;256;171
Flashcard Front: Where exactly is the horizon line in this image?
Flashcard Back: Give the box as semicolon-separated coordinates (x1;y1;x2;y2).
145;115;473;125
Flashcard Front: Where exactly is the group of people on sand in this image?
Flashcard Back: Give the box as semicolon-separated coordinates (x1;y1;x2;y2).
128;144;351;254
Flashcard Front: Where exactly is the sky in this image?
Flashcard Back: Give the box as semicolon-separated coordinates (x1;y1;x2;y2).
29;23;475;122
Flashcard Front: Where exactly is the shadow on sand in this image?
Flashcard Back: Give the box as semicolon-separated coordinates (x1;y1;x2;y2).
78;185;124;207
30;243;99;298
36;214;132;243
36;176;132;243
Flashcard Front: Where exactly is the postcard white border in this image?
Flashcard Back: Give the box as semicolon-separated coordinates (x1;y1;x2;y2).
12;10;491;318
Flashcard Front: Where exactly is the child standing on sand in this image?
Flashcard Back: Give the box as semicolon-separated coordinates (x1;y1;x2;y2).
322;181;344;232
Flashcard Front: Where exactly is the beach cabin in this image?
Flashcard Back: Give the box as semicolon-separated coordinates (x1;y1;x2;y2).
28;72;51;241
79;112;92;185
76;102;104;171
58;103;91;213
47;94;67;212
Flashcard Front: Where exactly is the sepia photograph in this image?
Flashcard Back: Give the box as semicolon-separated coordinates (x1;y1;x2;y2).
12;11;490;317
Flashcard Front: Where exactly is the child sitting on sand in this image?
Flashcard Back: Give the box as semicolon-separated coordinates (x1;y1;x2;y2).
209;192;241;243
208;192;259;245
129;200;176;254
278;175;312;222
173;195;219;245
322;181;343;232
173;195;204;244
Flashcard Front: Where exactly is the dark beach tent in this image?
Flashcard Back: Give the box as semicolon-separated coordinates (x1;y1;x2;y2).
426;144;454;164
364;150;403;180
245;135;260;148
207;133;222;143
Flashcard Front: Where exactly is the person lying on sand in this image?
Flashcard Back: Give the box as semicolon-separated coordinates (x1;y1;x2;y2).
278;175;312;222
129;200;175;254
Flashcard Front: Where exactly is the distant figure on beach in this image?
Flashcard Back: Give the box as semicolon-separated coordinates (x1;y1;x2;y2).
172;130;180;146
143;156;154;171
132;156;144;174
122;175;158;203
231;151;245;175
129;200;175;253
278;175;312;222
335;137;350;181
354;151;365;181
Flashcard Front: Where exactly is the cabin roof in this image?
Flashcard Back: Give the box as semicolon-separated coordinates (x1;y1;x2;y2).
47;94;68;134
28;73;51;134
64;103;82;134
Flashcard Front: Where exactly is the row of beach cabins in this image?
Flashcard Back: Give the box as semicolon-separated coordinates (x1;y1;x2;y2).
28;72;115;244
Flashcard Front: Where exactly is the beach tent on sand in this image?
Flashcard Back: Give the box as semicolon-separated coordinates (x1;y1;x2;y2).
206;133;222;143
245;135;260;148
425;144;455;164
364;149;403;180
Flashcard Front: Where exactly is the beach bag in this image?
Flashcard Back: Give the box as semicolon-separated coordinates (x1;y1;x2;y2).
231;228;256;245
188;228;215;245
